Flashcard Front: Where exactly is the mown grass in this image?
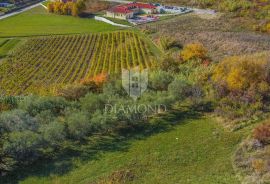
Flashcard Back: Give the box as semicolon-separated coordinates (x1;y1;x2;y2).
101;16;133;26
4;114;246;184
0;39;21;58
0;6;121;37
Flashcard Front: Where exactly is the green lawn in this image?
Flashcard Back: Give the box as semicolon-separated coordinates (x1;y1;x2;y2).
0;6;121;37
6;115;245;184
0;39;21;58
101;16;133;26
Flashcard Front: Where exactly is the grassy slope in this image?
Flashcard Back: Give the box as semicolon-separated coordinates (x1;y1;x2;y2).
0;6;120;37
0;39;21;58
17;117;245;184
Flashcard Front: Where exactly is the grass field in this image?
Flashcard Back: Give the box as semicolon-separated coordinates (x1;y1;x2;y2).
0;31;157;95
102;16;133;26
0;39;21;58
0;6;120;37
4;116;245;184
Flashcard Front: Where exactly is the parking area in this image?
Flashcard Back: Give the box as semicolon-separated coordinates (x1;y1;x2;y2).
127;4;193;25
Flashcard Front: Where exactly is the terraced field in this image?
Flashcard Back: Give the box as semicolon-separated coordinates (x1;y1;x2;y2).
0;31;157;95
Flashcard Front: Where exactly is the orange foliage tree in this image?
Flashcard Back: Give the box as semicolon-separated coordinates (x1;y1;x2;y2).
80;73;108;87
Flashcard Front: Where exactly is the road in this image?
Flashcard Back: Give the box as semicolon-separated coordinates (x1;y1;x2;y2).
0;2;44;20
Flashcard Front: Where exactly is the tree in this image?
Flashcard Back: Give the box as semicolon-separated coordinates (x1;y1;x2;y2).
53;2;63;14
62;3;70;15
71;0;86;17
47;2;54;13
71;3;79;16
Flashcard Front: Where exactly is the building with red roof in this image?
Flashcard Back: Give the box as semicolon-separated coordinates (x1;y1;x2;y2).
106;2;158;20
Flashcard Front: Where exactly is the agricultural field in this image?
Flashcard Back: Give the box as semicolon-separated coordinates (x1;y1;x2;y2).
0;31;157;95
0;38;21;58
0;6;120;37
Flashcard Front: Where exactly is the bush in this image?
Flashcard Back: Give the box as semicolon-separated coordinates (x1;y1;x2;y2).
90;110;118;132
80;93;106;113
212;54;270;94
0;110;38;133
40;121;66;147
159;36;181;51
158;56;180;73
180;43;208;62
149;70;174;91
253;123;270;145
66;111;92;140
57;83;98;100
168;78;193;101
18;96;68;116
3;131;41;163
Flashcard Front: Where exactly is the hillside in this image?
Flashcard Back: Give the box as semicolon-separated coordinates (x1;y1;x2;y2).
0;6;119;37
0;31;158;95
1;116;246;184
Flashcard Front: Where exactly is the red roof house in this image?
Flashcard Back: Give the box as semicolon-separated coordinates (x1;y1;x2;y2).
106;2;157;20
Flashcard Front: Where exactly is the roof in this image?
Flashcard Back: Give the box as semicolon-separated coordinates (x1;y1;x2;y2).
108;6;133;14
135;2;156;9
108;2;156;14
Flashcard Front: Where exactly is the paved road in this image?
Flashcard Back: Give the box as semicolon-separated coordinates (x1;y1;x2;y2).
0;2;44;20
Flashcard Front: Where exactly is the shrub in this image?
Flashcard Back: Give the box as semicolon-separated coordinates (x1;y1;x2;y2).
90;110;117;132
57;83;97;100
212;54;270;93
40;121;66;147
18;96;68;116
159;36;181;51
168;78;193;101
158;56;180;73
3;131;41;163
0;110;38;133
80;93;106;113
253;123;270;145
149;70;174;91
66;111;92;140
80;73;108;87
180;43;208;62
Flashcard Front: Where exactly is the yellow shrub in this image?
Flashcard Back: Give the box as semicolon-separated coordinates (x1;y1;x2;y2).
252;159;266;174
212;53;270;92
266;23;270;33
181;43;208;62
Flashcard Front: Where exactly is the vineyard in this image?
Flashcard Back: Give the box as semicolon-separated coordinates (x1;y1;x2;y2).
0;31;157;95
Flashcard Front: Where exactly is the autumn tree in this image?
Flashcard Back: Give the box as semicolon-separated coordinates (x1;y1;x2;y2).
72;0;86;17
180;43;208;62
212;54;270;93
47;2;54;13
53;2;63;14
